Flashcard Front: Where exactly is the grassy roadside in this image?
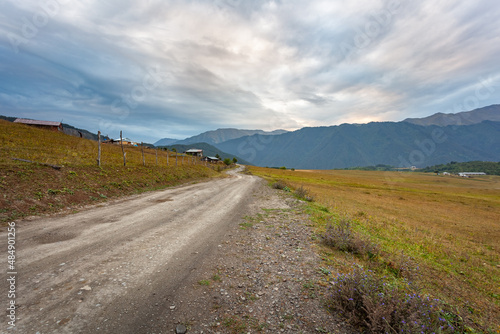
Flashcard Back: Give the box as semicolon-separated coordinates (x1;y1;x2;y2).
249;166;500;333
0;120;223;225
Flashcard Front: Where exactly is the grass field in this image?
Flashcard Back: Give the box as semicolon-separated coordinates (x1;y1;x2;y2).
0;120;222;224
249;166;500;332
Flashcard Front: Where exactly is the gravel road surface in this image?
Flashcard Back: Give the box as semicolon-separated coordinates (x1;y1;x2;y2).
1;167;264;333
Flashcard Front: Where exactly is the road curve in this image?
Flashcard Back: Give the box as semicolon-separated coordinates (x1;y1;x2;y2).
1;166;261;333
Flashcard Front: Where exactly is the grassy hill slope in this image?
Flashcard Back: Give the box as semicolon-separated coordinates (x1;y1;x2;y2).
0;120;221;224
1;115;106;141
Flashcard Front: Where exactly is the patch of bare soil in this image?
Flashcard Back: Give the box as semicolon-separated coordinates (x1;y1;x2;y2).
164;183;354;334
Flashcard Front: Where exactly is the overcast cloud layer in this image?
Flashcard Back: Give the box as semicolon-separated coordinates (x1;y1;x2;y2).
1;0;500;142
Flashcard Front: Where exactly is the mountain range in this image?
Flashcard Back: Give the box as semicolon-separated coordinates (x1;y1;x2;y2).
154;128;288;146
216;120;500;169
180;105;499;169
145;105;500;169
403;104;500;126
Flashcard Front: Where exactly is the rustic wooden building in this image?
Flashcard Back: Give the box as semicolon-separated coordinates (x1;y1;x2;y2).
185;148;203;157
14;118;63;132
202;156;220;163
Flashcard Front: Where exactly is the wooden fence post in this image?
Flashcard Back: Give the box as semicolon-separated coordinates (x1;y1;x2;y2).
141;142;145;166
175;151;178;166
97;131;101;167
120;131;126;166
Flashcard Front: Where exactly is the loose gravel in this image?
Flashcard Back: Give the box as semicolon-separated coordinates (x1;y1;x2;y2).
164;183;355;334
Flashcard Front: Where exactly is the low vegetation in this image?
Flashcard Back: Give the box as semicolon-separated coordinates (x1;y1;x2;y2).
329;266;464;333
0;120;222;224
322;218;378;258
342;164;397;171
420;161;500;175
250;166;500;332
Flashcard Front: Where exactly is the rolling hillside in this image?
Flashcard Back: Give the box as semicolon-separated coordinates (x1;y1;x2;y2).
0;115;106;141
0;120;221;223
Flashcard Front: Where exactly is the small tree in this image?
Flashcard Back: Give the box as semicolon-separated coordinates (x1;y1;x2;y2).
223;158;231;166
215;154;221;159
232;157;238;164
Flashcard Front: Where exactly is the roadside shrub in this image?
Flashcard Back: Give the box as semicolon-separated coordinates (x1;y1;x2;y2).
328;266;463;333
272;179;287;190
322;218;378;258
295;185;314;202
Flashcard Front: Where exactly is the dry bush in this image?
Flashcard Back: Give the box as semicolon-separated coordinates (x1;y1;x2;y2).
322;218;379;258
328;267;465;333
272;179;288;190
295;185;314;202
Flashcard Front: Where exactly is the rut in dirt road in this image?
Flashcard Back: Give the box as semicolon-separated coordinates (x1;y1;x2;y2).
1;167;261;333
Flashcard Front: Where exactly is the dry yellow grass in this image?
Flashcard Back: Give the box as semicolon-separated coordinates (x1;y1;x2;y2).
0;120;195;167
249;166;500;330
0;120;221;223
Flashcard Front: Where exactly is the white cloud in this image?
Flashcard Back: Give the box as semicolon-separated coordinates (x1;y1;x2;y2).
0;0;499;142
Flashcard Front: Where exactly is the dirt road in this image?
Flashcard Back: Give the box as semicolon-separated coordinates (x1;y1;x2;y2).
1;167;263;333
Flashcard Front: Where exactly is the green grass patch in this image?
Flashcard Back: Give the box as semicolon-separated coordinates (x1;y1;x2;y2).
198;280;211;286
239;222;253;230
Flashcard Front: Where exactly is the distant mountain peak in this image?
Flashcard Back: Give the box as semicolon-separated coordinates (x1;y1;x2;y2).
403;104;500;126
171;128;288;146
154;137;180;146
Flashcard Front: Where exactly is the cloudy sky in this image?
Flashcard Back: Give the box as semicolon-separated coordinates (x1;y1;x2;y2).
1;0;499;143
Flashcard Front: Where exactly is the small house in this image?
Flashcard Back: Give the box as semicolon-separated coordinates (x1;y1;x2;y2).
106;138;138;146
185;148;203;157
14;118;63;132
202;156;220;163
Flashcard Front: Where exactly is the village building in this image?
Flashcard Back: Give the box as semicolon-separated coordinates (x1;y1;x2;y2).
106;138;138;146
185;149;203;157
458;172;486;178
14;118;63;132
202;156;220;163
